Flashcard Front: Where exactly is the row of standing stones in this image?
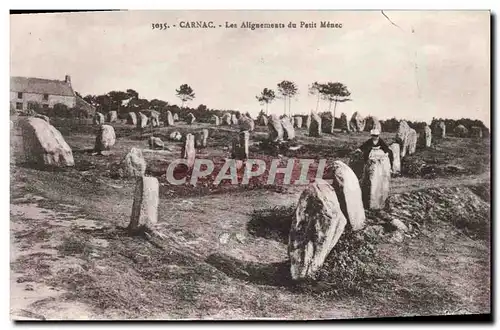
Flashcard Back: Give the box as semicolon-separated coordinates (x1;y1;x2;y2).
13;111;481;281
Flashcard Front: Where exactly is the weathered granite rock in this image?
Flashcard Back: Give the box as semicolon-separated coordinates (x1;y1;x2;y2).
94;112;105;125
182;133;196;168
19;117;74;167
349;112;365;132
137;112;148;128
361;149;391;210
107;111;117;123
128;176;159;231
187;113;196;125
149;136;164;149
281;117;296;140
329;160;366;231
165;111;174;126
95;124;116;153
288;179;347;280
127;112;137;125
389;143;401;174
120;148;146;177
294;116;303;128
309;113;321;137
267;114;283;142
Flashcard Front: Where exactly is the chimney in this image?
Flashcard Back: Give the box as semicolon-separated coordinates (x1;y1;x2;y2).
65;75;71;86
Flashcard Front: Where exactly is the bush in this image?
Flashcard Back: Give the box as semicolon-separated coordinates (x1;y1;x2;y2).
53;103;70;117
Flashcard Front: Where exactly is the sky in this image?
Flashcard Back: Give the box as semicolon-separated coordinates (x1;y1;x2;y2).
10;10;490;126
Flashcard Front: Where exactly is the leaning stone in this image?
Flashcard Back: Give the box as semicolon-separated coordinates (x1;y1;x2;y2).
137;112;148;128
19;117;74;167
421;125;432;147
389;143;401;174
173;113;179;121
364;116;381;132
257;115;268;126
239;117;255;132
212;115;220;126
281;117;295;140
107;111;117;123
294;116;303;128
309;113;322;137
361;149;391;210
149;136;164;149
222;113;232;126
94;112;105;125
182;133;196;168
127;112;137;125
267;114;283;142
165;111;174;126
396;120;411;157
329;160;366;231
120;148;146;177
94;124;116;153
306;115;312;130
150;110;160;127
349;112;365;132
231;114;238;125
408;128;417;155
187;113;196;125
454;124;468;137
288;179;347;280
340;113;350;132
128;176;159;231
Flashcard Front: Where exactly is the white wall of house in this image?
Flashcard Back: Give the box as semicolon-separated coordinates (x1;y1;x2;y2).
10;91;75;110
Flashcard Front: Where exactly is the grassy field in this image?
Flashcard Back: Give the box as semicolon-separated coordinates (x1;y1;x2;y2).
10;116;491;320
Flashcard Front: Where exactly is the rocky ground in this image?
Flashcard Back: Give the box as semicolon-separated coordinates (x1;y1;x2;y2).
10;116;491;320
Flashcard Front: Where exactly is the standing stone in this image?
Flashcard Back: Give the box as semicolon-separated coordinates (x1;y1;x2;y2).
128;176;159;231
408;128;417;155
422;125;432;147
169;131;182;141
137;112;148;128
231;114;238;125
364;116;381;132
195;129;209;148
396;120;411;157
306;115;311;130
238;116;255;132
288;179;347;280
34;114;50;124
165;111;174;126
182;133;196;169
19;117;74;167
329;161;365;231
222;113;232;126
349;112;365;132
95;124;116;153
454;124;469;137
239;130;250;159
149;136;164;149
438;121;446;138
127;112;137;125
187;113;196;125
309;113;321;137
94;112;105;125
267;114;283;142
361;149;391;210
212;115;220;126
257;114;268;126
389;143;401;174
340;113;350;132
294;116;303;129
173;113;179;121
281;117;296;140
150;110;160;127
471;126;483;138
107;111;118;123
120;148;146;177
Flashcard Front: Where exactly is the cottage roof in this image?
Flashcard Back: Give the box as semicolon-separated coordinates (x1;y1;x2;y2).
10;76;75;97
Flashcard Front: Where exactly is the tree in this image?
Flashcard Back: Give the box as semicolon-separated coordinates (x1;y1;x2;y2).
256;88;276;115
308;82;322;114
197;104;208;112
149;99;168;111
277;80;298;116
108;91;130;113
176;84;195;108
95;94;112;113
126;89;139;100
319;82;351;131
